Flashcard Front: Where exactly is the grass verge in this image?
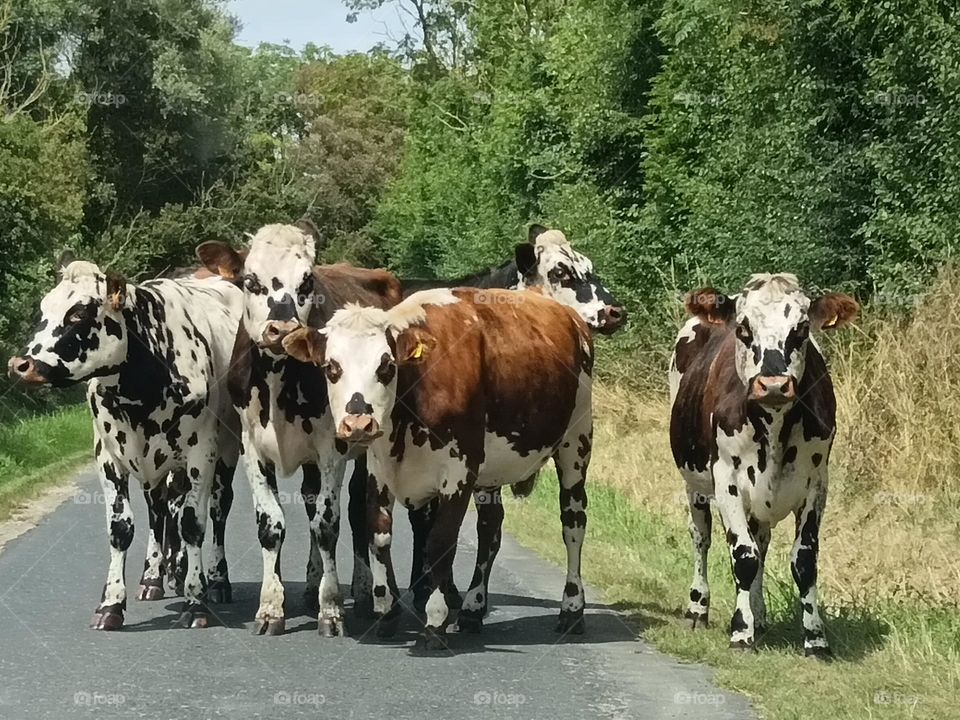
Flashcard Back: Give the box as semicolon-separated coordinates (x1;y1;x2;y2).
0;405;92;521
502;383;959;720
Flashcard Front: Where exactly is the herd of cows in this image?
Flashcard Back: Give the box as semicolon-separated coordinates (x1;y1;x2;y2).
6;220;857;656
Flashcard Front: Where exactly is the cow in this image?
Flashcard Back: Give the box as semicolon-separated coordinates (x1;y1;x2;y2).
8;258;243;630
669;273;858;656
400;223;626;613
196;222;402;637
281;287;594;650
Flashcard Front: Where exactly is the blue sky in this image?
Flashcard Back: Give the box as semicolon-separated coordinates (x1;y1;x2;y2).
230;0;406;54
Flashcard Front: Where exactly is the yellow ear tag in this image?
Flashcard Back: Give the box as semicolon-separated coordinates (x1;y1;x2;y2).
824;314;838;328
410;341;426;360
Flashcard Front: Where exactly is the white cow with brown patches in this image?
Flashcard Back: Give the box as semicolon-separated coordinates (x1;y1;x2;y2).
669;273;858;656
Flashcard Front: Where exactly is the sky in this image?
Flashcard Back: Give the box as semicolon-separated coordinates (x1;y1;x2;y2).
230;0;407;54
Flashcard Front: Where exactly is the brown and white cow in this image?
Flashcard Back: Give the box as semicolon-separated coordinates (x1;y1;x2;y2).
669;273;857;656
197;222;402;636
282;287;594;650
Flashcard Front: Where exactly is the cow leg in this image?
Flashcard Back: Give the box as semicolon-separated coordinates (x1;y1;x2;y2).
164;471;188;596
419;484;472;651
750;517;771;634
301;463;324;614
310;457;347;637
713;464;760;650
90;451;132;631
172;452;214;629
410;498;462;614
683;480;712;629
348;455;374;619
206;458;235;604
247;442;286;636
367;470;401;638
136;484;166;601
792;481;831;658
458;487;504;633
555;430;590;635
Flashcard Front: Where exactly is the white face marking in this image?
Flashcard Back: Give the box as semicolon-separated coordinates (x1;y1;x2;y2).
733;274;812;387
240;224;316;343
23;262;128;383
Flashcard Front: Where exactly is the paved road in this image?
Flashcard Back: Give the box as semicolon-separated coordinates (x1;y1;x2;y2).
0;466;753;720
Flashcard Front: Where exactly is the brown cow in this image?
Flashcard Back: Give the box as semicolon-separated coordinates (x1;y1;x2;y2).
283;287;594;650
669;273;857;656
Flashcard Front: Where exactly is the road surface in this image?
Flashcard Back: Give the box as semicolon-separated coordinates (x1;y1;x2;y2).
0;466;754;720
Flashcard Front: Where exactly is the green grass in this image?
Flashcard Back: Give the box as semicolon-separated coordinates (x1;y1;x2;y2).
0;405;92;520
503;473;960;720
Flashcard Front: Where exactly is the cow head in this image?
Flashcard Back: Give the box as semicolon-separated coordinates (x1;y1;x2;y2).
685;274;858;407
197;221;319;352
281;292;457;445
516;224;626;334
8;258;130;387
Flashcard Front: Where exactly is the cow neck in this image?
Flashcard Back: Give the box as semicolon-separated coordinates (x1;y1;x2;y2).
98;285;175;406
401;260;521;295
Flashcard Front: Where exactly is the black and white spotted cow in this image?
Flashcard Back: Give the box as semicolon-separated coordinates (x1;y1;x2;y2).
282;287;594;650
8;259;243;629
196;222;402;636
669;273;858;655
401;223;625;612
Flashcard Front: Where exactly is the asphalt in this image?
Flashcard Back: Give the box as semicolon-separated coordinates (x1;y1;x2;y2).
0;466;755;720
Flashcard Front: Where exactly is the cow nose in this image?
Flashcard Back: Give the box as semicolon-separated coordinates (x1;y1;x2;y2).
597;305;626;332
751;376;796;405
337;415;380;442
8;356;37;382
260;321;300;349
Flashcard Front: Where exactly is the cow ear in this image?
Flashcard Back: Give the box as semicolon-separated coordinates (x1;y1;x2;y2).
282;327;327;365
515;244;538;277
105;271;127;311
810;293;859;331
527;223;549;245
196;241;243;281
295;217;325;254
393;327;435;365
56;248;76;272
685;287;734;326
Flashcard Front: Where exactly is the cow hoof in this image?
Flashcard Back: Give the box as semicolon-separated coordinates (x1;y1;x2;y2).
375;609;401;638
415;626;448;652
805;645;833;661
684;610;709;630
729;639;756;652
318;616;347;638
353;595;375;620
90;611;124;631
456;611;483;634
173;605;209;629
445;587;463;610
303;589;320;614
206;580;232;604
555;610;585;635
253;617;286;636
136;584;164;601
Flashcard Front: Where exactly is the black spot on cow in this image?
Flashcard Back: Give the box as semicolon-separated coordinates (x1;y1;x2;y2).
730;608;748;633
373;585;387;598
345;392;373;416
728;484;738;496
154;448;168;470
180;506;203;546
747;466;756;485
689;588;702;602
783;446;798;464
732;455;741;469
187;432;198;447
564;582;579;597
104;315;123;339
812;453;823;467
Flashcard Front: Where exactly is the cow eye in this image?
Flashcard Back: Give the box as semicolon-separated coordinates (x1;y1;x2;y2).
376;354;396;384
244;275;263;294
297;274;314;300
64;303;91;325
735;321;753;344
325;359;342;383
